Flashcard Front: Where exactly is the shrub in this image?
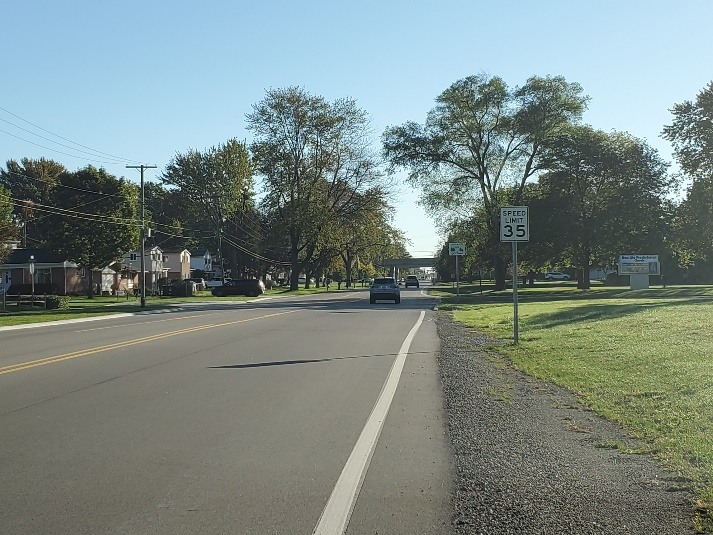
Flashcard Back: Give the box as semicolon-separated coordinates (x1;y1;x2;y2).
45;295;70;309
264;279;277;290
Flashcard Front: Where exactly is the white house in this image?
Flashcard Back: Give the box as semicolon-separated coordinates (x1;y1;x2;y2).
189;249;212;276
120;246;167;292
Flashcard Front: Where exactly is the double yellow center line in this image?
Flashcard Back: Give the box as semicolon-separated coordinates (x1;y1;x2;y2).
0;310;295;376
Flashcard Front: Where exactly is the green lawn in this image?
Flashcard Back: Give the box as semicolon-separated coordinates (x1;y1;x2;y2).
0;285;340;327
434;283;713;531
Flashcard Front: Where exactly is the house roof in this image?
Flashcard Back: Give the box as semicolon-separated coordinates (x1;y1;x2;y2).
189;249;211;256
5;247;72;265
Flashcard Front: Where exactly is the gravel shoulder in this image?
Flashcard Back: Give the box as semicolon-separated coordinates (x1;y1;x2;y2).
436;311;696;534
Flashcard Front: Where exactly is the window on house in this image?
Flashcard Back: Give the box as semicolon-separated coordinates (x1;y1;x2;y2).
38;268;52;284
130;253;137;261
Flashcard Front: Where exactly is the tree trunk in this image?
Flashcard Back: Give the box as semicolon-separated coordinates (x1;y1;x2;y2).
345;248;354;289
289;241;300;291
494;254;506;291
578;244;591;289
578;262;591;289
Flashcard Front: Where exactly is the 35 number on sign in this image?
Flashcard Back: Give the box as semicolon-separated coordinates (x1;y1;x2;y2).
501;223;527;239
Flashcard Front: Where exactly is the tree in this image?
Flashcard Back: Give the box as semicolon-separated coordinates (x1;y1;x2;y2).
673;179;713;281
535;126;673;288
0;185;18;263
0;157;65;247
382;73;588;290
663;82;713;281
434;211;494;283
45;166;139;297
142;182;194;250
333;192;395;287
247;87;390;290
162;139;253;280
663;81;713;179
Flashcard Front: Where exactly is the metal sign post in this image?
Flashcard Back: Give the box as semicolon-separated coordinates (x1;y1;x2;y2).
500;207;529;344
449;243;465;299
512;242;518;343
455;254;460;298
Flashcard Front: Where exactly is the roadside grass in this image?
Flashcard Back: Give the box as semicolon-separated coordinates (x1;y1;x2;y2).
0;285;342;327
434;283;713;531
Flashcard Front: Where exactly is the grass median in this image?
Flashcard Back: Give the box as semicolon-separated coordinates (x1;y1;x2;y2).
0;285;343;327
434;282;713;531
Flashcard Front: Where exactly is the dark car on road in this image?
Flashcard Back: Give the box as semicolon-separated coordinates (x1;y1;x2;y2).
211;279;265;297
370;277;400;304
404;275;420;288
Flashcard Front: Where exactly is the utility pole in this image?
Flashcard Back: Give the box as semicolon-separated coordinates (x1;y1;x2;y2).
219;211;227;285
127;164;157;308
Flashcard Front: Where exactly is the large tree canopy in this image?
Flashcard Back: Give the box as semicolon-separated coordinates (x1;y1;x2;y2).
162;138;253;227
44;166;139;296
162;139;253;279
663;81;713;279
532;126;673;287
382;73;588;289
0;157;66;247
0;185;17;263
247;87;392;289
663;81;713;179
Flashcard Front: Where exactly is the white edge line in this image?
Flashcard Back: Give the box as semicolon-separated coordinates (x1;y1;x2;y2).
312;310;426;535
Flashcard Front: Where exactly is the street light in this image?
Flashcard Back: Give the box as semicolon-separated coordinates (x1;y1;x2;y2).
29;254;35;297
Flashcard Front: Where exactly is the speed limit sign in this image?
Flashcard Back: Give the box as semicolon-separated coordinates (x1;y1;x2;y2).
500;206;529;242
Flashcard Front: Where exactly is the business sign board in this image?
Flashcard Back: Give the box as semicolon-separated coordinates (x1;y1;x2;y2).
618;254;660;275
500;207;529;241
449;243;465;256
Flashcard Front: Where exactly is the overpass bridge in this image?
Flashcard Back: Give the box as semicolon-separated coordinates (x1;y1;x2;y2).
380;257;437;278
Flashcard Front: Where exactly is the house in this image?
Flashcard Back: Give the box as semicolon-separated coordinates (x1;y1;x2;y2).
189;249;212;276
119;246;167;292
1;247;83;295
162;249;191;281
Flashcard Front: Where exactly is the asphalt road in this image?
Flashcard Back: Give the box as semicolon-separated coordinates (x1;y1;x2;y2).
0;286;454;534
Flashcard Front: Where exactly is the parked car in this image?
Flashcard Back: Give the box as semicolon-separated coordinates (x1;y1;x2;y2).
370;277;400;304
404;275;420;288
211;279;265;297
544;272;570;280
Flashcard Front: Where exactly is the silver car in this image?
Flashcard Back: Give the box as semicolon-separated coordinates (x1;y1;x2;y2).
370;277;401;304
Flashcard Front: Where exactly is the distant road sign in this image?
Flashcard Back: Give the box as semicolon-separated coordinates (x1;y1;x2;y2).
619;254;660;275
500;206;529;241
449;243;465;256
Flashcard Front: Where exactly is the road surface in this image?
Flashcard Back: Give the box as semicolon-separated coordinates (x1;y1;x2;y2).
0;286;454;534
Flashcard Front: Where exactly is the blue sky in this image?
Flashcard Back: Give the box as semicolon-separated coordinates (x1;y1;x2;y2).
2;1;711;256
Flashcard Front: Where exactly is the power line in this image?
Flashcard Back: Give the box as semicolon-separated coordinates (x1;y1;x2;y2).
3;168;276;240
0;106;143;164
0;128;131;166
0;117;132;164
2;169;288;262
2;168;132;200
7;196;141;227
222;235;289;266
